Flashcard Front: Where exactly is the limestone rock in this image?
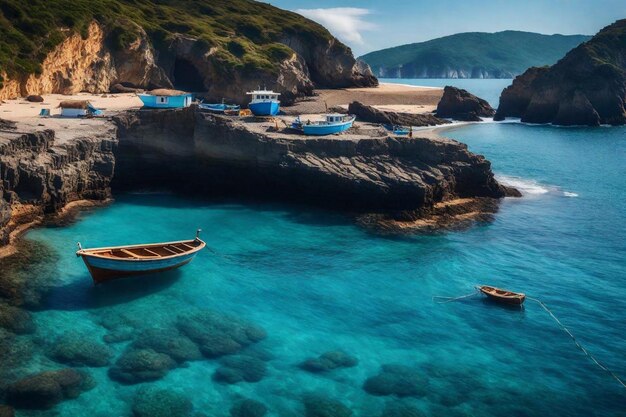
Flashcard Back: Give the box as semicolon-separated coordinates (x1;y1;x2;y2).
348;101;447;126
5;369;95;409
436;86;495;121
108;348;176;384
299;350;358;373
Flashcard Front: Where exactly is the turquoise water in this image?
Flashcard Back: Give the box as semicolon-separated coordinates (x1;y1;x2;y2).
5;91;626;415
379;78;513;107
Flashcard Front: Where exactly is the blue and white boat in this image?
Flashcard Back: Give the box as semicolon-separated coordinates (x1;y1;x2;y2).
384;124;411;136
198;100;240;114
246;89;280;116
137;89;193;109
76;230;206;284
292;114;356;136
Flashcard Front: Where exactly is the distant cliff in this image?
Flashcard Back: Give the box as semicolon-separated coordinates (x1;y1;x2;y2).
495;19;626;125
0;0;377;104
360;31;590;79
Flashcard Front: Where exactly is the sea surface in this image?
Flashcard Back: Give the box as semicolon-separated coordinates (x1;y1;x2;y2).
379;78;513;108
3;80;626;416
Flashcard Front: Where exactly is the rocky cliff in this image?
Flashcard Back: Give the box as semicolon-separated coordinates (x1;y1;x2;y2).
112;108;508;213
437;86;495;121
0;129;116;246
0;0;376;104
495;19;626;125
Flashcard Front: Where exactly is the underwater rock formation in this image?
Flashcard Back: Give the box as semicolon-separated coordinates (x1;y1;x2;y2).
302;394;353;417
0;305;35;335
131;387;193;417
5;369;94;409
175;310;266;358
299;350;358;373
348;101;447;126
108;348;176;384
380;402;425;417
131;328;202;363
230;399;268;417
213;355;267;384
363;365;428;398
0;405;14;417
495;19;626;125
436;86;495;121
48;332;113;367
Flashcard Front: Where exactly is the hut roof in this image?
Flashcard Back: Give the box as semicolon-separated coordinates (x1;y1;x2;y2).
58;100;90;109
148;89;189;97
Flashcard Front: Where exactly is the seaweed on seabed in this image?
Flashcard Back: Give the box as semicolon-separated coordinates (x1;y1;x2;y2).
0;239;60;309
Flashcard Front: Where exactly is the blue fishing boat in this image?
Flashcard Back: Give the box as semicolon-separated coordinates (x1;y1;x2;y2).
199;100;240;114
137;89;193;109
384;124;411;136
246;89;280;116
292;114;356;136
76;230;206;284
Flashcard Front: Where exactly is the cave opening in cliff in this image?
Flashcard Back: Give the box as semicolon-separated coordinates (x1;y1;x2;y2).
172;58;207;92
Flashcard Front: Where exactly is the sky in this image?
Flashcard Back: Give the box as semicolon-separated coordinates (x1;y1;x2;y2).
266;0;624;56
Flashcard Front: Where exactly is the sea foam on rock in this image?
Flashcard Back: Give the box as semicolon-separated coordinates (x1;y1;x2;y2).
5;369;95;409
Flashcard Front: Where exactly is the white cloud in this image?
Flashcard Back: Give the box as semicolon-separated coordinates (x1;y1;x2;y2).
295;7;376;45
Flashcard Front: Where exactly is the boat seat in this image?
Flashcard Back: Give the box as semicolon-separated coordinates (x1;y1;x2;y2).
120;249;153;259
162;246;179;255
179;243;196;250
143;248;161;257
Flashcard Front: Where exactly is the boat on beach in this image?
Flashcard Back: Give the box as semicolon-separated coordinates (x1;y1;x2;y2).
384;124;411;136
246;89;280;116
478;285;526;305
76;230;206;284
292;114;356;136
199;100;240;114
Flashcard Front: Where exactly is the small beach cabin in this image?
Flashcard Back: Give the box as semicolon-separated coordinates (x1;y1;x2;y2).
246;89;280;116
58;101;102;118
137;89;193;109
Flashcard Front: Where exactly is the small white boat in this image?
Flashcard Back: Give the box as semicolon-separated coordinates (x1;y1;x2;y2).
76;230;206;284
246;89;280;116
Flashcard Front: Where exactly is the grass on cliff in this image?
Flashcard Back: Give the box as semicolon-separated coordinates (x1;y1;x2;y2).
0;0;337;85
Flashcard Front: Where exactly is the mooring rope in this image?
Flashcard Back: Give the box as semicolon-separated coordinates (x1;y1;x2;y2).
526;296;626;390
432;289;479;303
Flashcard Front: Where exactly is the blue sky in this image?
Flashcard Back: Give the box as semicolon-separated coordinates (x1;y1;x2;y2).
266;0;624;56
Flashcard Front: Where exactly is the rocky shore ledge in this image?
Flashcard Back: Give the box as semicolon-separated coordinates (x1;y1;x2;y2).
1;106;517;252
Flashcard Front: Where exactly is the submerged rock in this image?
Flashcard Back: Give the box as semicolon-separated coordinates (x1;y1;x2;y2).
48;332;113;367
0;330;35;380
131;387;193;417
108;348;176;384
302;394;353;417
213;355;267;384
0;305;35;335
5;369;95;409
380;402;425;417
176;310;266;358
230;398;268;417
363;365;428;397
299;350;358;373
132;327;202;363
0;405;14;417
436;86;495;121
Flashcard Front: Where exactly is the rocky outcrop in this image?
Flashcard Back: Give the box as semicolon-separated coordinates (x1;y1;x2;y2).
495;19;626;125
0;128;116;246
348;101;448;127
112;108;508;213
5;369;94;409
436;86;495;121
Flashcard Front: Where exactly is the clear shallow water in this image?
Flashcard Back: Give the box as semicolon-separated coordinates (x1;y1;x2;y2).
7;103;626;416
379;78;513;108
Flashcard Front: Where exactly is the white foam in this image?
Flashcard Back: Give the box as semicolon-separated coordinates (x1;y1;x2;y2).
563;191;579;197
497;175;578;198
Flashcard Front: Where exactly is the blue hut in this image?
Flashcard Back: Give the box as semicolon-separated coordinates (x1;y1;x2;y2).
137;89;193;109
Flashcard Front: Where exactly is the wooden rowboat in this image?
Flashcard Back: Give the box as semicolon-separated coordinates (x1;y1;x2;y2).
76;230;206;284
478;285;526;305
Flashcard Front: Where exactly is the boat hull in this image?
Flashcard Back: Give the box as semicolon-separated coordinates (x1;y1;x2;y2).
302;120;354;136
138;94;192;109
82;257;194;284
249;101;280;116
479;286;526;305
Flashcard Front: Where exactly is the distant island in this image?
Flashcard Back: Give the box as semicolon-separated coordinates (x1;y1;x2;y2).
360;31;590;79
495;19;626;126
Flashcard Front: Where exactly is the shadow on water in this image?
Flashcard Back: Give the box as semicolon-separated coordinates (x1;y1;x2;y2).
43;270;182;311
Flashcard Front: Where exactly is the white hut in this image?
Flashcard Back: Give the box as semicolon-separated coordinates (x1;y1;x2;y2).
58;100;98;117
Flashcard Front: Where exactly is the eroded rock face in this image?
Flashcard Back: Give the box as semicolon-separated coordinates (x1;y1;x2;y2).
495;19;626;125
436;86;495;121
5;369;94;409
348;101;447;126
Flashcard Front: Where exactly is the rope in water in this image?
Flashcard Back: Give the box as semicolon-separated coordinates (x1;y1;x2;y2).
525;296;626;390
433;289;626;390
